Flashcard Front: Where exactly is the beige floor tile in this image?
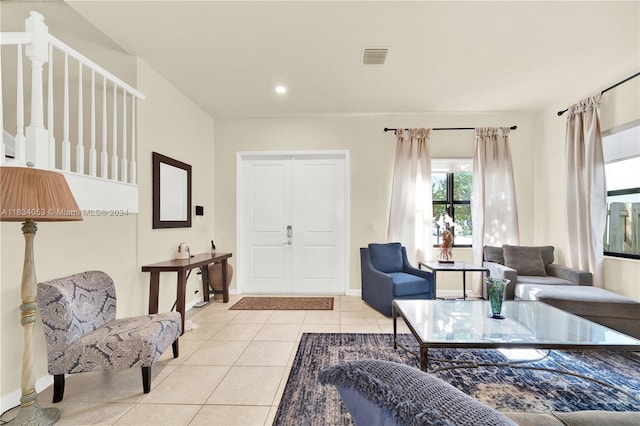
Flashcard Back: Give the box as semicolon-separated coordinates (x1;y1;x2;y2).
183;340;250;366
340;310;382;325
299;324;341;334
378;319;411;334
140;366;230;405
236;341;295;366
115;403;200;425
40;365;176;404
266;310;307;324
189;308;240;324
303;310;341;324
157;339;207;364
55;402;134;425
206;366;285;406
253;323;301;341
211;323;264;341
189;405;270;425
230;310;274;324
181;321;228;340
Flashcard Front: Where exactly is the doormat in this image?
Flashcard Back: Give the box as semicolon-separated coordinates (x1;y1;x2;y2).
229;296;334;311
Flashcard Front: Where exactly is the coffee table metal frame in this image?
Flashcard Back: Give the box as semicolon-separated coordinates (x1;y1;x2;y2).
392;299;640;372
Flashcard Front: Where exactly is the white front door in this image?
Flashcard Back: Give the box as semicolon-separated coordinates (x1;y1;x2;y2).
238;152;348;294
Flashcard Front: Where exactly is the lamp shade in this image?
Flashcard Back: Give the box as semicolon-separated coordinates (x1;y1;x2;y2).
0;166;83;222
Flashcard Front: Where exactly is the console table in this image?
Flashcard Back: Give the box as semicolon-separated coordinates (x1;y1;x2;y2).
419;260;489;300
142;252;232;334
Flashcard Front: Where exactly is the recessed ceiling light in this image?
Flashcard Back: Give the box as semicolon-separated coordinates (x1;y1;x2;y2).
275;85;287;94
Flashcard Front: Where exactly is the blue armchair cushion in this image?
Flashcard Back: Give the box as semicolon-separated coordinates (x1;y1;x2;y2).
390;272;429;297
368;243;403;273
319;359;517;426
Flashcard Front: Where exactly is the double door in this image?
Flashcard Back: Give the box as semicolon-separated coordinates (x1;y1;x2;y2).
238;152;347;294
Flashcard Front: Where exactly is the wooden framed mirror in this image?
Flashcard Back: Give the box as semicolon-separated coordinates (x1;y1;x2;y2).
152;152;192;229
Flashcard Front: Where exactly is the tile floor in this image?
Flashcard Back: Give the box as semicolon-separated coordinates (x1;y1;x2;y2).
1;295;412;426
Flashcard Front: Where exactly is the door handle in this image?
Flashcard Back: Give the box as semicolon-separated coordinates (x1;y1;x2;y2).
283;225;293;246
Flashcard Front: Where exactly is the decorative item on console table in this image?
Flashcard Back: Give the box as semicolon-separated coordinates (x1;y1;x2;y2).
175;242;190;259
436;212;454;263
0;165;83;425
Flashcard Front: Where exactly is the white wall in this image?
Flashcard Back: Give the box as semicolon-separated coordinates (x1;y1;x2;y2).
214;112;537;294
534;76;640;300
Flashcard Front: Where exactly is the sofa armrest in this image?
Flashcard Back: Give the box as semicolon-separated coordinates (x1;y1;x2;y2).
483;261;518;299
546;264;593;286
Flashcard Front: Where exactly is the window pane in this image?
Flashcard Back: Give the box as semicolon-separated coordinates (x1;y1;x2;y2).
605;157;640;191
602;122;640;258
604;195;640;256
454;204;472;245
432;173;447;201
453;172;472;201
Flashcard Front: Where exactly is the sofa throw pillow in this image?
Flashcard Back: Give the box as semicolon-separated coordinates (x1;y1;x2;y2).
484;246;505;264
319;360;517;426
503;245;547;276
538;246;555;265
368;243;403;273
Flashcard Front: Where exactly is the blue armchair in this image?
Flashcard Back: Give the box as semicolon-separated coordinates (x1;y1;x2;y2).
360;243;434;316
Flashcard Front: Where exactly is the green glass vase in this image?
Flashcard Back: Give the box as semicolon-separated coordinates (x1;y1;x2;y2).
485;277;509;319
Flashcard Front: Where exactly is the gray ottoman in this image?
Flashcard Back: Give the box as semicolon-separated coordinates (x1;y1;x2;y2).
516;284;640;338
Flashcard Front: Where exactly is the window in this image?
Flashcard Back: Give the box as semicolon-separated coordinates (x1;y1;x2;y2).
432;159;473;247
602;121;640;259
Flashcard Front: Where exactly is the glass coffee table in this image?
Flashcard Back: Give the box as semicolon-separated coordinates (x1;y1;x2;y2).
392;299;640;372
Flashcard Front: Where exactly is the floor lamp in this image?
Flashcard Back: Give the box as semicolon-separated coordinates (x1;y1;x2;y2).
0;166;83;425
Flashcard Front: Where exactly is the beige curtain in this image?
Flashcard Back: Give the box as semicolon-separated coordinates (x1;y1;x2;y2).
388;128;432;264
565;95;606;287
472;127;520;295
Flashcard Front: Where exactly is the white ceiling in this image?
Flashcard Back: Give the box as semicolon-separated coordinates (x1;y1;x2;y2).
32;1;640;118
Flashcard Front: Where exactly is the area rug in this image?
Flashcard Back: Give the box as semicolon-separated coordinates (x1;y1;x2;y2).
229;296;333;310
273;333;640;425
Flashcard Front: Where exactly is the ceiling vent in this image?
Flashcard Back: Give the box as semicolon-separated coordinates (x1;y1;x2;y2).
362;48;388;65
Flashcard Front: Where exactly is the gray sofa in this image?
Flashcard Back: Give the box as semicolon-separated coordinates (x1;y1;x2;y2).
320;359;640;426
483;245;640;339
482;245;592;300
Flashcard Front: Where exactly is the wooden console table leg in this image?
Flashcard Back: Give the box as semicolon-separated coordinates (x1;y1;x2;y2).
221;259;229;303
148;271;160;314
176;270;187;335
200;266;211;303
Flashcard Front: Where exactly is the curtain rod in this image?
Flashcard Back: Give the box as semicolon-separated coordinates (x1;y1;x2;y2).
557;71;640;116
383;125;517;133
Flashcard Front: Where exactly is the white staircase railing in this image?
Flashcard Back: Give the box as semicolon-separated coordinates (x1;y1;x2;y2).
1;12;144;211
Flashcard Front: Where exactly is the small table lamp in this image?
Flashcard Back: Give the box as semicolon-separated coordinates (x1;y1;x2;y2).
0;166;83;425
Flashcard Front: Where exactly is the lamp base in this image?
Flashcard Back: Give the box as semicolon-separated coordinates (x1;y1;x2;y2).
7;402;59;425
489;314;506;320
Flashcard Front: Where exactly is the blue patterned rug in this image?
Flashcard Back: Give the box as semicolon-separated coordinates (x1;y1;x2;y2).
273;333;640;425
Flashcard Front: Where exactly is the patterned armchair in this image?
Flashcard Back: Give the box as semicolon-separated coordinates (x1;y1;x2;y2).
37;271;181;402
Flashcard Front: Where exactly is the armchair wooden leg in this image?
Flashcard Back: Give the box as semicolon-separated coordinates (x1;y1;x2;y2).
172;339;179;358
142;367;151;394
53;374;65;403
